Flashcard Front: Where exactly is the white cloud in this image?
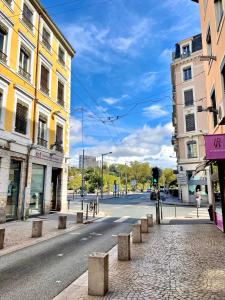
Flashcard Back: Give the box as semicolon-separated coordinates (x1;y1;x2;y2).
143;105;169;119
102;97;120;105
159;48;173;63
127;71;157;91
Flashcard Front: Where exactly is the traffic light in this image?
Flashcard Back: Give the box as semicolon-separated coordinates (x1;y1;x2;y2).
152;167;159;185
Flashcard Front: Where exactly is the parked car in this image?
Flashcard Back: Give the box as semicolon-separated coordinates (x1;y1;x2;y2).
146;188;152;193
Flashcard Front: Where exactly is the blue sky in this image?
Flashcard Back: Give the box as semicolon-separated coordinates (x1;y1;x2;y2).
41;0;200;168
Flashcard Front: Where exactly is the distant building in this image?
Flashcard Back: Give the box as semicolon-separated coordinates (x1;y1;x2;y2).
79;155;97;169
171;34;211;204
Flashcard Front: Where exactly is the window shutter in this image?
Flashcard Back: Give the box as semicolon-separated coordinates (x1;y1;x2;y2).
185;114;195;132
56;125;63;143
184;89;194;106
15;103;28;134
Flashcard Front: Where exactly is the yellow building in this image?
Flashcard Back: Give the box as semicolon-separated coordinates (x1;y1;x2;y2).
0;0;75;222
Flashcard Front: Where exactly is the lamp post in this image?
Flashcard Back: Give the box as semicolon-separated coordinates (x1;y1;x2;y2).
101;152;112;201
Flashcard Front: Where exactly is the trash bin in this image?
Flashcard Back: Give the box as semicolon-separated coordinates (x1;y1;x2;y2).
208;205;213;221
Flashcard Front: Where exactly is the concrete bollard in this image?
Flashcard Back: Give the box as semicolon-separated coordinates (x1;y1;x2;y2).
147;214;154;227
76;212;83;224
141;218;148;233
132;224;142;243
32;220;43;238
118;233;131;261
88;252;109;296
58;215;67;229
0;228;5;249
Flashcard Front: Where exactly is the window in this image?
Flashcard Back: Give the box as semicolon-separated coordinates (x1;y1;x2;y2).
183;66;192;81
15;102;28;135
0;24;8;63
221;63;225;96
4;0;12;6
206;27;212;56
182;45;190;58
38;116;47;147
57;80;64;106
22;3;33;30
184;89;194;106
42;27;51;51
40;65;49;95
58;47;65;66
211;90;218;127
56;125;63;152
187;141;197;159
19;46;31;81
185;113;195;132
215;0;224;30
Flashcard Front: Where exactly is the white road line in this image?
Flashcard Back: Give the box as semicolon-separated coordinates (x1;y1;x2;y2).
94;216;111;223
68;232;81;235
114;216;130;223
57;253;64;257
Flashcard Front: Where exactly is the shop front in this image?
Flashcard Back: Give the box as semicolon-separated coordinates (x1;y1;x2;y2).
204;134;225;232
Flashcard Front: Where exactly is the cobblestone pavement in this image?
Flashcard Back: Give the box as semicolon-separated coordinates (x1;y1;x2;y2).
55;224;225;300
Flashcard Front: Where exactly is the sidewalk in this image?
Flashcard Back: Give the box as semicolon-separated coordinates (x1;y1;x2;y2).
0;209;103;256
55;222;225;300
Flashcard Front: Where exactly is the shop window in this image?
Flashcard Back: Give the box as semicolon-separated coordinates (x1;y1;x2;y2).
30;164;45;216
15;102;28;135
183;66;192;81
22;3;33;31
211;90;218;127
40;64;50;95
19;45;31;81
0;23;8;63
184;89;194;106
214;0;224;30
57;80;64;106
58;46;65;66
38;115;47;147
185;113;195;132
42;27;51;51
56;125;63;152
187;141;197;159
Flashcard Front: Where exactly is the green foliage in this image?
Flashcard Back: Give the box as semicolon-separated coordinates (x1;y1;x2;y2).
159;168;176;187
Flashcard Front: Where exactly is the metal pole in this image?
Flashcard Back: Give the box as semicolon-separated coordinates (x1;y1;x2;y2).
175;204;177;218
197;206;199;218
160;200;163;220
86;204;88;220
125;163;128;195
81;108;85;211
101;154;104;201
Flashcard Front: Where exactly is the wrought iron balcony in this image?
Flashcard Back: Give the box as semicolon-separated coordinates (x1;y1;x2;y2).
55;142;63;152
37;137;48;148
0;50;7;63
19;66;31;81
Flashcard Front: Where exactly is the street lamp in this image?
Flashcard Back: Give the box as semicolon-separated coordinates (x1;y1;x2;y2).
101;152;112;201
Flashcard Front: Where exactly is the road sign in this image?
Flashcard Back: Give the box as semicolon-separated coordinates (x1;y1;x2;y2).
176;174;187;185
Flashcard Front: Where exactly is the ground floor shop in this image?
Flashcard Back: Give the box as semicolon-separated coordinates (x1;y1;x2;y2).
0;147;68;223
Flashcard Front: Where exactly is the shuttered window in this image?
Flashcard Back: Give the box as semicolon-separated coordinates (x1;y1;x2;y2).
184;89;194;106
15;102;28;135
40;65;49;95
57;81;64;106
56;125;63;152
185;113;195;132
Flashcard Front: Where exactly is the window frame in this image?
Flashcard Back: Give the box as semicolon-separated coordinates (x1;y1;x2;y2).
183;66;192;81
40;19;52;53
0;79;8;129
36;104;50;148
54;115;65;153
214;0;224;31
58;44;66;67
0;13;13;66
185;113;196;132
21;1;35;33
183;88;194;107
187;140;198;159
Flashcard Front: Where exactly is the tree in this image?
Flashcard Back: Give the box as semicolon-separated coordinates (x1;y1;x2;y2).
68;167;82;191
159;168;176;187
84;168;102;193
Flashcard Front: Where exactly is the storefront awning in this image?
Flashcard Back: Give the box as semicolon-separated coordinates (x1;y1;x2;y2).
194;160;211;175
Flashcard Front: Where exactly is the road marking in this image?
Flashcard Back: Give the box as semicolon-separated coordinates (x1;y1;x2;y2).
57;253;64;257
112;234;117;237
90;232;103;236
94;216;111;223
80;237;88;241
56;280;62;284
69;232;81;235
114;216;130;223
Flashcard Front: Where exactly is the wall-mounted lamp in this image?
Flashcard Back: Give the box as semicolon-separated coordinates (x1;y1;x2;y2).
197;105;218;114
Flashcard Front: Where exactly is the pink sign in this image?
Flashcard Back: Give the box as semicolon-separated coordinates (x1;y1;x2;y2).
204;134;225;160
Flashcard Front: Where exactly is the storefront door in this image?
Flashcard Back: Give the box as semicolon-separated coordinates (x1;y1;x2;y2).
30;164;45;216
51;168;62;211
6;160;21;220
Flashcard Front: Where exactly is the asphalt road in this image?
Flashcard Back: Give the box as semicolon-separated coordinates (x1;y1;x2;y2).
0;217;137;300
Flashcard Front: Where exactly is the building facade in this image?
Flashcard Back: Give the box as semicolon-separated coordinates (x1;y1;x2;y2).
192;0;225;231
79;155;97;170
171;34;211;204
0;0;75;222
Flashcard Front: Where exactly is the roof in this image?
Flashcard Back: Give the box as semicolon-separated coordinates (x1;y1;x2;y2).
191;0;199;2
31;0;75;57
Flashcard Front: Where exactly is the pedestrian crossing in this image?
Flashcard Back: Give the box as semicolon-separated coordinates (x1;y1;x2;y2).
93;216;132;223
185;208;209;219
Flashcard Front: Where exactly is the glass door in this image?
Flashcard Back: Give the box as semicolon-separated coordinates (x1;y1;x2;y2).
30;164;45;216
6;160;21;220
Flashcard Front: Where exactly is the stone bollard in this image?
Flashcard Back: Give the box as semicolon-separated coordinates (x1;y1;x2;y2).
58;215;67;229
88;252;109;296
147;214;154;227
32;220;43;238
141;218;148;233
76;212;83;224
118;233;131;261
132;224;142;243
0;228;5;249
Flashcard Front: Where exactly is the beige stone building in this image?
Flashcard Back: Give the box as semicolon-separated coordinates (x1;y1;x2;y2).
171;34;211;203
192;0;225;231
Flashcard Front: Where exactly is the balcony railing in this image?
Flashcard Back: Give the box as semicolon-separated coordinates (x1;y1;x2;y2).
22;15;33;31
37;137;47;148
55;142;63;152
0;50;7;63
19;66;31;81
40;84;49;95
181;52;191;59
